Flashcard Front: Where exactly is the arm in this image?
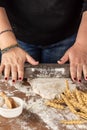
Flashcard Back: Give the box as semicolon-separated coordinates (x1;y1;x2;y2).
0;7;17;49
58;2;87;81
72;0;87;52
0;7;38;81
75;11;87;52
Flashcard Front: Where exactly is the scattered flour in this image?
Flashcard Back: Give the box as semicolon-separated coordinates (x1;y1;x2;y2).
1;77;87;130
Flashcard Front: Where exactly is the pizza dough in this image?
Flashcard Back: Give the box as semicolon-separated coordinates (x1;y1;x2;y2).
30;78;75;99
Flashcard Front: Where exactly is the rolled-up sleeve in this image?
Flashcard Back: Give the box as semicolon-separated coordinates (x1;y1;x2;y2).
82;0;87;12
0;0;6;7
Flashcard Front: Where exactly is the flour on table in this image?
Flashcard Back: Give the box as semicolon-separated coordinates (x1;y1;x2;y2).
30;78;76;99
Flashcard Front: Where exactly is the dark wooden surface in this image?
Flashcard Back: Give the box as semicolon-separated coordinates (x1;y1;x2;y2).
0;64;87;130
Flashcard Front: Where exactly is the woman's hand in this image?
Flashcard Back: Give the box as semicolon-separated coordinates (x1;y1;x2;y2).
58;42;87;82
0;47;39;82
0;8;39;82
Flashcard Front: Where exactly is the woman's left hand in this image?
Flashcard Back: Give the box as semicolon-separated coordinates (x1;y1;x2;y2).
58;42;87;82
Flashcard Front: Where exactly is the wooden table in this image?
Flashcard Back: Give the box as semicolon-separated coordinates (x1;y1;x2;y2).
0;64;87;130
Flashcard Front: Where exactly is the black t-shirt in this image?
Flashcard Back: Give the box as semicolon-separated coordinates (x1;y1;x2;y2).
0;0;87;45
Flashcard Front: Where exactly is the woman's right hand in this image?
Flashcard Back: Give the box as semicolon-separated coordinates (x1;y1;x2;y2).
0;47;39;82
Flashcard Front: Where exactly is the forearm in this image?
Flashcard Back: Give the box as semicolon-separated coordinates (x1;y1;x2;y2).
0;7;17;50
75;11;87;51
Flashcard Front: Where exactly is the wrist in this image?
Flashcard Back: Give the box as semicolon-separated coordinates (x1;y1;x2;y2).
0;34;17;50
0;42;18;50
1;43;20;54
74;41;87;53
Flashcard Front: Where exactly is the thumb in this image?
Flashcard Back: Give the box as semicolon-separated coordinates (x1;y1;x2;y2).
26;54;39;65
57;52;69;64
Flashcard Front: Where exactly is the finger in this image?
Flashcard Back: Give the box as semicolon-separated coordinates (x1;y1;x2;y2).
83;64;87;80
77;64;83;82
57;52;69;64
4;64;11;80
17;63;24;80
11;65;17;82
70;63;77;81
26;54;39;65
0;64;4;74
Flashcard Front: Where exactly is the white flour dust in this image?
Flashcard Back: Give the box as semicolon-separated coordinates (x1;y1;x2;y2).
26;98;63;130
8;78;87;130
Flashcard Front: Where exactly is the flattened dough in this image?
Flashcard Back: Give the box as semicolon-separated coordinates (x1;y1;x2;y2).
30;78;75;99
